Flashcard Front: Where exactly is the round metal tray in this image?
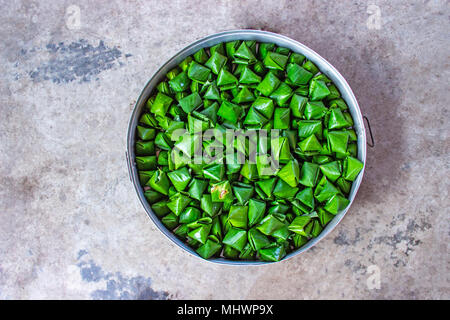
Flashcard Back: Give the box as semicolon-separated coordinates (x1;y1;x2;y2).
126;30;366;265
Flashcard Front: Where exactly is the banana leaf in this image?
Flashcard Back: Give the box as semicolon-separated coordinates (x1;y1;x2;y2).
210;180;233;202
167;67;180;80
310;220;323;238
239;243;255;260
166;192;191;216
297;120;323;140
270;82;293;107
225;153;241;174
210;216;223;240
328;98;348;111
326;84;341;101
136;155;157;171
179;56;193;71
253;61;265;75
154;132;173;151
168;71;191;92
210;43;225;56
277;159;300;187
273;107;291;130
217;101;242;124
289;94;308;118
161;212;179;230
289;53;306;65
188;224;211;244
139;113;157;127
148;169;170;196
222;228;247;252
187;61;211;83
202;82;220;100
248;228;271;251
293;234;308;248
263;51;288;70
203;163;225;182
204;51;228;75
243;107;268;128
267;202;289;215
259;244;286;262
187;217;213;229
137;126;156;140
227;205;248;229
319;161;342;182
179;206;201;224
193;48;209;64
323;194;350;214
157;81;171;94
304;101;328;120
298;134;322;153
295;85;309;97
232;182;254;205
258;42;275;60
139;170;155;186
336;176;352;194
223;245;239;259
174;223;189;239
167;167;191;192
255;177;277;199
271;136;291;163
298;162;320;187
199;102;219;125
151;200;170;217
295;187;315;211
136;141;155;156
239;66;261;84
272;222;290;241
225;40;241;58
288;216;311;236
343;156;364;181
248;198;266;227
314;176;341;203
240;161;258;181
217;68;238;87
283;130;298;150
309;79;330;101
344;112;354;126
187;178;208;201
256;214;285;236
302;60;319;75
287;63;313;85
327;130;349;154
155;150;167;167
251;96;274;119
201;194;222;217
234;41;257;64
328;108;351;130
179;92;202;113
233;86;256;104
317;207;334;226
151;92;173;117
256;71;281;96
196;238;222;259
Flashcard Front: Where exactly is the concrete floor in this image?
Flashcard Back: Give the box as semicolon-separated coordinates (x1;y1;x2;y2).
0;0;449;299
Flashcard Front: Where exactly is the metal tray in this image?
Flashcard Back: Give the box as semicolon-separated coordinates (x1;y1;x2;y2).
126;30;367;265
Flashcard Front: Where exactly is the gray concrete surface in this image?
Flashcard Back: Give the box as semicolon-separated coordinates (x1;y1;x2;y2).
0;0;449;299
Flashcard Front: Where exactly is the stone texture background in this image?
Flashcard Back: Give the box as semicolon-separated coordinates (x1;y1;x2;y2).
0;0;449;299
